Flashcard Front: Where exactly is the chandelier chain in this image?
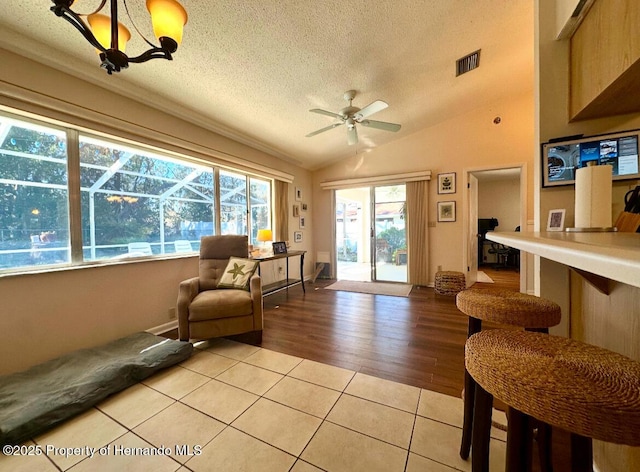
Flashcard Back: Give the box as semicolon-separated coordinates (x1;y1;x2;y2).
122;0;157;50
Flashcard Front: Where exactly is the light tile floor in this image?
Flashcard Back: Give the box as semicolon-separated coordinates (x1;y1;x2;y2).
0;338;507;472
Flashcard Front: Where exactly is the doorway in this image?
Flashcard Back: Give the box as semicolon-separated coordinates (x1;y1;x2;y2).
465;166;525;291
335;185;407;283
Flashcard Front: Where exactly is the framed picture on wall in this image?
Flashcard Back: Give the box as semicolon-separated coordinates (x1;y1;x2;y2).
294;231;303;243
437;172;456;194
437;201;456;222
293;204;300;217
299;216;306;229
301;203;308;211
295;187;303;201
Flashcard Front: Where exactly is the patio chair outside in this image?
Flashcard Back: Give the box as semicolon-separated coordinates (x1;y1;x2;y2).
174;240;193;253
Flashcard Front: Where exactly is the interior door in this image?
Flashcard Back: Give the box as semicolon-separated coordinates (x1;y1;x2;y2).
467;174;478;286
372;185;407;283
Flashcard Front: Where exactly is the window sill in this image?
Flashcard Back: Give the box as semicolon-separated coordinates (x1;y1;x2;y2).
0;252;198;279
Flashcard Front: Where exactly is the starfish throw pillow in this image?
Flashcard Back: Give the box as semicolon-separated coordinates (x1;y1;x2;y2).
217;257;259;290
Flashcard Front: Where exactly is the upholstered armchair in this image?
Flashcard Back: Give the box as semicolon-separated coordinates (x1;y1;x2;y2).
177;235;263;343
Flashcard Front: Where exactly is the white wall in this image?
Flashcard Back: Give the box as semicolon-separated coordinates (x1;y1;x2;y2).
0;49;313;374
312;91;535;283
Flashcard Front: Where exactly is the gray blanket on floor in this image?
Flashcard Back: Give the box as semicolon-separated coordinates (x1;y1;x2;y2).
0;332;193;445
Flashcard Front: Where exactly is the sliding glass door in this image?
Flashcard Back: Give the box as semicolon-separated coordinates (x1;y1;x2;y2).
372;185;407;282
335;187;370;281
335;184;407;283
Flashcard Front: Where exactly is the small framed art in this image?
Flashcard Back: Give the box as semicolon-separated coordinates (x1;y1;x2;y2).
294;231;303;243
272;241;287;254
293;204;300;217
546;209;566;231
437;172;456;194
299;216;306;229
295;187;302;201
301;203;308;211
437;201;456;222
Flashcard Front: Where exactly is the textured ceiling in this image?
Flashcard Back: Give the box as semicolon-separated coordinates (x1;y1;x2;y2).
0;1;533;170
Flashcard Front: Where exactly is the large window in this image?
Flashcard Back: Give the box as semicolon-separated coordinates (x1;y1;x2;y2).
250;177;271;245
79;136;215;259
219;170;272;246
0;113;272;272
220;170;247;237
0;118;70;269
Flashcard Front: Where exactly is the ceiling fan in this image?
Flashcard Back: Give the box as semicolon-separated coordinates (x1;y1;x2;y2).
305;90;401;145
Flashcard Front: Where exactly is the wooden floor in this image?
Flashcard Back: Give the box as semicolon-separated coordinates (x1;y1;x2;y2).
260;266;520;398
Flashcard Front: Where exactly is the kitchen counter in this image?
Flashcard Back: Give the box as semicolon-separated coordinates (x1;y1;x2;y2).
486;231;640;289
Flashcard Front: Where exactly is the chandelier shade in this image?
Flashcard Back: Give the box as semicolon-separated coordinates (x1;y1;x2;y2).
87;13;131;52
50;0;188;74
146;0;188;46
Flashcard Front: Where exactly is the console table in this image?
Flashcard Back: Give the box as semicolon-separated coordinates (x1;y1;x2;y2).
251;250;306;296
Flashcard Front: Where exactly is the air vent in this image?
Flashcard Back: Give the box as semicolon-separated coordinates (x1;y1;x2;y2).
456;50;481;77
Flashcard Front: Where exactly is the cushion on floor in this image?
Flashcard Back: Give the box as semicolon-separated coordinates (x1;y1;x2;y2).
0;332;193;445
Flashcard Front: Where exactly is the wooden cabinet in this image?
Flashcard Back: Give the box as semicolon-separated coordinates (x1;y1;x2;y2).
570;0;640;121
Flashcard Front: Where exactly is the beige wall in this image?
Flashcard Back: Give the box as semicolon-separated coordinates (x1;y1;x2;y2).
312;91;535;283
538;1;640;470
478;178;520;233
0;49;313;374
0;258;194;374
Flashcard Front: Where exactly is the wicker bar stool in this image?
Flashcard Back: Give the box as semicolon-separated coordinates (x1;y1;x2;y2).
456;288;561;469
466;329;640;472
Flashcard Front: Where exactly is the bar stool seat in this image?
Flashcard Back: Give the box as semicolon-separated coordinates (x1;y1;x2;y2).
466;329;640;471
456;288;561;329
456;288;561;468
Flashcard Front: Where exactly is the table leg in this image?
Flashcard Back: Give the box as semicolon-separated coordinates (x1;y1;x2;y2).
300;252;305;293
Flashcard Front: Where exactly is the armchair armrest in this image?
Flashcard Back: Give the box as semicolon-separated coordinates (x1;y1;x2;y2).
177;277;200;341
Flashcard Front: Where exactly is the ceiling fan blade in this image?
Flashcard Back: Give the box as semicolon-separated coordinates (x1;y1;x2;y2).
354;100;388;120
360;119;401;132
347;126;358;145
309;108;343;119
305;122;343;137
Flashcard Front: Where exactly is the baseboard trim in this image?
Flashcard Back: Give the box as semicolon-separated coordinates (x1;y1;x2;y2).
147;320;178;335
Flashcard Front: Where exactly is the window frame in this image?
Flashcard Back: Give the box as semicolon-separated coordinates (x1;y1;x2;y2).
0;110;274;275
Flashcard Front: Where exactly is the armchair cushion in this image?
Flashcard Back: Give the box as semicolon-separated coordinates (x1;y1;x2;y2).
189;288;254;321
217;257;259;290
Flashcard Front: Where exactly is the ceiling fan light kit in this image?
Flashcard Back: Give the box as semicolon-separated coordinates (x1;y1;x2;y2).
50;0;188;75
306;90;401;145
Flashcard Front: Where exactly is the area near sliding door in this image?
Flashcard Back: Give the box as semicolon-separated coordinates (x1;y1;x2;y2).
373;185;407;282
335;184;407;283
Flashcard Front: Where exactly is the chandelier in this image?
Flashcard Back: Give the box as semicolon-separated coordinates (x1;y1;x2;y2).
50;0;188;75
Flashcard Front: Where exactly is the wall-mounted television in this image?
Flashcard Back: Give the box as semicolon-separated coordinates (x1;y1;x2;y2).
541;130;640;187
